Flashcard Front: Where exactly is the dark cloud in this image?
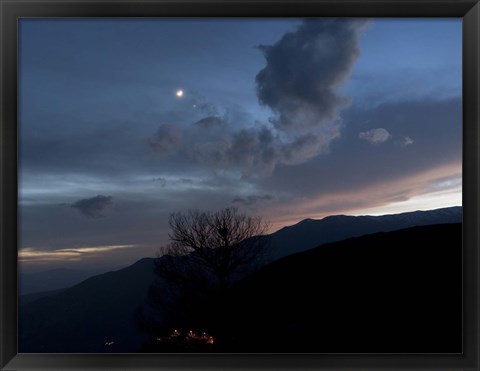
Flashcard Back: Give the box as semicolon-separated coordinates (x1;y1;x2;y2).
191;124;339;178
71;195;113;219
281;132;333;165
191;126;278;177
256;19;368;132
148;124;183;156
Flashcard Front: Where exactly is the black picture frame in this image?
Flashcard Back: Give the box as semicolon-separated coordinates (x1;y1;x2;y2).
1;0;479;370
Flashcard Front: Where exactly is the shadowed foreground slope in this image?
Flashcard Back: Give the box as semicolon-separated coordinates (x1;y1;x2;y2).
215;223;462;353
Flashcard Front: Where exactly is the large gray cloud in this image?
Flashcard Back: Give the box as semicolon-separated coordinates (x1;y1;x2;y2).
71;195;113;219
184;19;368;177
192;126;278;177
256;19;368;132
191;125;335;178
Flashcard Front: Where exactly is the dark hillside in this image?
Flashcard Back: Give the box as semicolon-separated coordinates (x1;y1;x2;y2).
19;258;155;352
218;223;462;353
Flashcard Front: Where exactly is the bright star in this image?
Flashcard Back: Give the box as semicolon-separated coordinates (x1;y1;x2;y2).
176;90;184;97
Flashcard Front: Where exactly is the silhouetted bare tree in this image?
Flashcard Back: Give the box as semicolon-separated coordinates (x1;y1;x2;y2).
157;207;271;289
138;207;271;345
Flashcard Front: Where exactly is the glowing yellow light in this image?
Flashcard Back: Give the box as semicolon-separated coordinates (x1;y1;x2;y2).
176;90;184;97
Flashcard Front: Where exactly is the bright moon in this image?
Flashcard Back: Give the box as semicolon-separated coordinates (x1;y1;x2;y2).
176;90;184;97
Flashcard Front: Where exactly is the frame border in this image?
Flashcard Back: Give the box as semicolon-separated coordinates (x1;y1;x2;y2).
1;1;479;370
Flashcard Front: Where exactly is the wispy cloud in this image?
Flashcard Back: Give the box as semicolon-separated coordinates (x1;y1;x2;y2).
19;244;136;262
400;136;414;147
359;128;392;144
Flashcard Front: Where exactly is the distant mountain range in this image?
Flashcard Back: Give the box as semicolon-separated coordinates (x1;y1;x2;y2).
269;206;461;258
18;206;462;353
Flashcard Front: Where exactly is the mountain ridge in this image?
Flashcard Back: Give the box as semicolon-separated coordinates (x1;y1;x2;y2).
19;266;118;295
270;206;461;258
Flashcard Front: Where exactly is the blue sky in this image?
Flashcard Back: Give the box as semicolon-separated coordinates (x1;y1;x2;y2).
18;18;462;271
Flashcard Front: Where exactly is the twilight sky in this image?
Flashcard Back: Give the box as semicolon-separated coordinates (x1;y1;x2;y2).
18;18;462;272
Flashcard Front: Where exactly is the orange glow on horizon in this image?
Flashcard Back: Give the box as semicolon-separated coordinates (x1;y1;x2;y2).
265;162;462;232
